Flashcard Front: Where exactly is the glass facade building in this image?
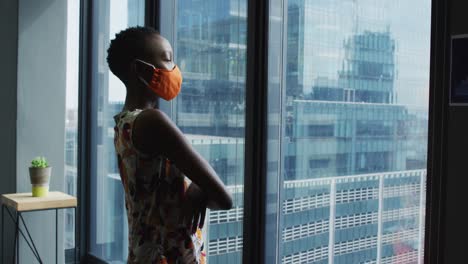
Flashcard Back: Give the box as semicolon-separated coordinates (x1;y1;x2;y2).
172;0;247;262
83;0;431;263
270;0;430;263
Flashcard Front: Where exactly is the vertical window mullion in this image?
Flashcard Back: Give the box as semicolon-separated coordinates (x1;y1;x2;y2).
78;0;92;260
243;0;269;263
424;0;449;263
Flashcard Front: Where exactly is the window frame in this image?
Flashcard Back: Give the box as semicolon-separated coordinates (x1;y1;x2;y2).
242;0;269;263
76;0;448;263
77;0;92;262
423;0;449;263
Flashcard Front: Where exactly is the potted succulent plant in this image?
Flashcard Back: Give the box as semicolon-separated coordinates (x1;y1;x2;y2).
29;156;52;197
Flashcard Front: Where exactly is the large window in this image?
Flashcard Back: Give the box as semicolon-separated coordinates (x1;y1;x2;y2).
87;0;246;262
160;0;247;263
64;0;80;260
266;0;431;263
88;0;145;262
84;0;432;263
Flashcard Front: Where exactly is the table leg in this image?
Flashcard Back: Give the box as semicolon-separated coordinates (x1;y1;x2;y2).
5;208;21;264
74;207;77;264
56;209;58;264
12;210;16;264
1;204;4;264
16;212;19;264
19;214;42;263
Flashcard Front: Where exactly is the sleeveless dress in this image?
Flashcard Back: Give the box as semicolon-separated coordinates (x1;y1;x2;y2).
113;109;206;264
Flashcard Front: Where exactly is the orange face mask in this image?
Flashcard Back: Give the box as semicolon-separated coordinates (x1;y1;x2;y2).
136;59;183;101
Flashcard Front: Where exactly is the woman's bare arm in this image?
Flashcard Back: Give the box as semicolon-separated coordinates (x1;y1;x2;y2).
132;108;233;210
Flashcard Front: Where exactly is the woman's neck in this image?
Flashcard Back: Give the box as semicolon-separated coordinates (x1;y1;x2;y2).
123;91;157;112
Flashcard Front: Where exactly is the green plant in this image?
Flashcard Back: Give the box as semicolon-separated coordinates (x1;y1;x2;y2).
31;156;49;168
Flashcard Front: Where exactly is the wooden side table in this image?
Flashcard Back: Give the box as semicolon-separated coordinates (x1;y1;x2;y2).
1;191;78;264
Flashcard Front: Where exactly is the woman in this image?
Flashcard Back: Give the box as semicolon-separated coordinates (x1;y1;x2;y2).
108;26;233;264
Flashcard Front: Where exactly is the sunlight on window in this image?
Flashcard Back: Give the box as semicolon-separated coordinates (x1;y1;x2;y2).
64;0;80;254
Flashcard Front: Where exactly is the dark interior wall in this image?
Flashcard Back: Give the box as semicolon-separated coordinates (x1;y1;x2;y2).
0;0;18;194
443;0;468;263
0;0;18;262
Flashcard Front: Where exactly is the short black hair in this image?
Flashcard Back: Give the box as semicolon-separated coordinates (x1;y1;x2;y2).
107;26;159;83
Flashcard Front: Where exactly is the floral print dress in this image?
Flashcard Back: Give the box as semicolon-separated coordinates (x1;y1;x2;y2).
113;109;206;264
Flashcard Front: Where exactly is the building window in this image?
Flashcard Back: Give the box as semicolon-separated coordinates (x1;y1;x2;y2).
267;0;430;263
163;1;247;262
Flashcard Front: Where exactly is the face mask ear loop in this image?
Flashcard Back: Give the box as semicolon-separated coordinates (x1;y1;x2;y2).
138;75;150;87
134;59;156;88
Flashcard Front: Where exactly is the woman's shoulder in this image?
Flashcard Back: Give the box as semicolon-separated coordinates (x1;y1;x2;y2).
133;108;178;137
135;108;171;124
131;108;180;157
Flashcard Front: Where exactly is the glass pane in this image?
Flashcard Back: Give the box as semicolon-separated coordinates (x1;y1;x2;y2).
267;0;431;263
64;0;80;257
89;0;145;262
164;0;247;263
